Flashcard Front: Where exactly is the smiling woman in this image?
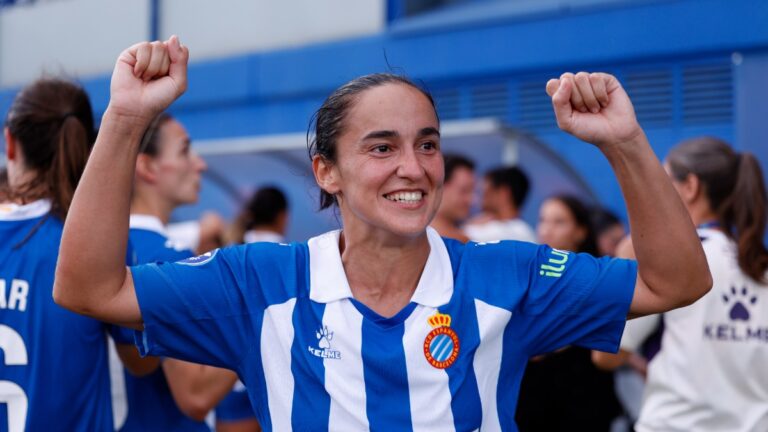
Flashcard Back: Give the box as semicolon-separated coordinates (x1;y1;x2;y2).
53;37;711;431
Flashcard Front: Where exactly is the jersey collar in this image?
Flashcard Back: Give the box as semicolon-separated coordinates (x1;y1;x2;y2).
0;199;51;221
129;214;168;236
308;227;454;307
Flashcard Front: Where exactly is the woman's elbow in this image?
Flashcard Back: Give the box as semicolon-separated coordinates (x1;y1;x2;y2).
681;266;713;307
177;396;211;422
52;276;84;314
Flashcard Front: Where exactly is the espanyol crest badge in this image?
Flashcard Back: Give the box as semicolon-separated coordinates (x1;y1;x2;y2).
423;312;460;369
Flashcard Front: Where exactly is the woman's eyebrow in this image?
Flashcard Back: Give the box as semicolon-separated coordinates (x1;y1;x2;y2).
362;130;398;140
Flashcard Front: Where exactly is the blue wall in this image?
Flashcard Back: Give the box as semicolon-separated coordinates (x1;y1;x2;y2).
2;0;766;228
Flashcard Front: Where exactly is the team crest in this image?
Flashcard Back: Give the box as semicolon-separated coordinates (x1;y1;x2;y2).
423;312;460;369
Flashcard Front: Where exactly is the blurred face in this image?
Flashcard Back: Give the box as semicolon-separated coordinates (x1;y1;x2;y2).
597;223;625;256
317;83;443;238
153;120;207;206
438;166;475;223
480;178;506;215
537;198;585;251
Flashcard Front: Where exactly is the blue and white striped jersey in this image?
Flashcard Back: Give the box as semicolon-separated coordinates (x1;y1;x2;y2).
131;227;636;431
0;200;113;432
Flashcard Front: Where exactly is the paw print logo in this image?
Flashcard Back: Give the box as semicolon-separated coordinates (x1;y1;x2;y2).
316;326;334;350
722;286;758;321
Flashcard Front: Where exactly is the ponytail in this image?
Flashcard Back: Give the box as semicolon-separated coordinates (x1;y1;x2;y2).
722;153;768;283
4;78;95;220
48;115;92;218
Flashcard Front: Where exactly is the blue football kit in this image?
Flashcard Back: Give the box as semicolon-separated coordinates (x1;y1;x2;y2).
112;215;210;432
0;200;113;432
131;227;637;431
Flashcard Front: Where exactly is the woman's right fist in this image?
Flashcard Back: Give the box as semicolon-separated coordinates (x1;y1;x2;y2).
108;35;189;124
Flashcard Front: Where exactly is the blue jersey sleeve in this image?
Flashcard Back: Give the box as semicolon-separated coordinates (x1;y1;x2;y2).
463;240;636;356
520;245;636;355
131;242;303;370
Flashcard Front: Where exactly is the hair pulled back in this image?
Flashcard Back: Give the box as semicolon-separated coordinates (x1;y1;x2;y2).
307;73;437;209
667;137;768;283
4;78;95;219
139;112;173;157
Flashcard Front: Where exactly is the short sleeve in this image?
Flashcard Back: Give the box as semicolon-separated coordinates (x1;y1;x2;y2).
514;245;637;356
132;246;260;370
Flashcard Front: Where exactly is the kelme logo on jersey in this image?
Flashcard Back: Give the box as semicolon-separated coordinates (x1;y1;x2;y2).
308;325;341;359
704;285;767;344
423;312;460;369
539;249;570;278
178;249;218;266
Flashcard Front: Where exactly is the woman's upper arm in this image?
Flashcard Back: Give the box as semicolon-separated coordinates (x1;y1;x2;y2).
101;267;144;330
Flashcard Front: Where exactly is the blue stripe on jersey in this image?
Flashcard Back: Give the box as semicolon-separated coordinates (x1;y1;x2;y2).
290;298;330;431
355;300;416;432
239;308;269;431
441;297;483;431
498;322;530;429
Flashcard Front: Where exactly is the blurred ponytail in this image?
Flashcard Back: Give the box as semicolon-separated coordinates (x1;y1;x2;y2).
4;78;95;219
49;115;92;218
723;153;768;283
668;137;768;283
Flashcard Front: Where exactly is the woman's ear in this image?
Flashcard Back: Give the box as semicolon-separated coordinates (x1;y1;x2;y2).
4;127;17;161
312;155;341;196
679;173;702;205
135;153;158;184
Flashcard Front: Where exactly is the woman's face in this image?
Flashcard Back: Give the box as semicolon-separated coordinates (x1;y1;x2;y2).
318;83;443;239
153;119;207;206
537;198;585;251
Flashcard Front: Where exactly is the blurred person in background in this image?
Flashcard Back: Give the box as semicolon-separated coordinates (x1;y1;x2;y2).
596;137;768;432
111;112;238;431
228;185;289;245
464;165;536;243
54;38;712;431
516;194;622;431
590;206;647;431
430;153;475;242
592;207;626;257
0;78;114;430
167;211;226;255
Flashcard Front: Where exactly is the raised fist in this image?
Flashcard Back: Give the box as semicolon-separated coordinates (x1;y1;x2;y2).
108;35;189;123
546;72;643;149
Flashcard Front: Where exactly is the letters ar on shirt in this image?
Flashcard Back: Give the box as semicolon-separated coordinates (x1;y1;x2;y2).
0;278;29;312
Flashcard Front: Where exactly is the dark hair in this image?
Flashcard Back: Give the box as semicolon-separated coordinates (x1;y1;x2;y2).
549;194;598;255
4;78;95;219
307;73;438;210
444;153;475;183
667;136;768;283
139;112;173;156
485;166;530;208
230;186;289;244
591;207;622;235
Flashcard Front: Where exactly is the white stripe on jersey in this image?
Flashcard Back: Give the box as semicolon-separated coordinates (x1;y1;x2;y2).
261;298;297;431
403;304;456;431
323;300;369;430
473;299;512;432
